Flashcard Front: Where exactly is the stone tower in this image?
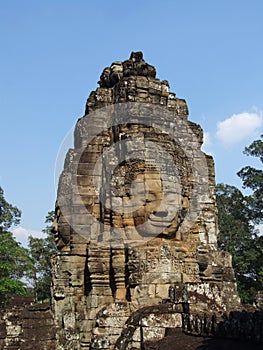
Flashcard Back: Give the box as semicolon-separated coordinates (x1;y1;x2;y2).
51;52;240;349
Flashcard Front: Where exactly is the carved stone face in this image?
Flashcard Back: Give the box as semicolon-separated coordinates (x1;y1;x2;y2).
133;179;181;238
76;121;192;243
83;153;184;241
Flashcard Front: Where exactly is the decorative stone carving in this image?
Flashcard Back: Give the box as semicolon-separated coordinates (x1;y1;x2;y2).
51;52;241;349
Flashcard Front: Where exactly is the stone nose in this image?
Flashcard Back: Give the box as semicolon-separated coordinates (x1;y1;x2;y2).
153;203;168;217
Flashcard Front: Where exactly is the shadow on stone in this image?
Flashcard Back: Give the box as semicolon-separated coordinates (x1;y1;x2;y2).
144;328;262;350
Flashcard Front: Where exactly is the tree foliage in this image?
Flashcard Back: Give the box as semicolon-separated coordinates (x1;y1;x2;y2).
237;134;263;224
27;211;56;302
0;187;57;305
216;135;263;304
0;187;31;306
0;187;21;233
216;183;262;303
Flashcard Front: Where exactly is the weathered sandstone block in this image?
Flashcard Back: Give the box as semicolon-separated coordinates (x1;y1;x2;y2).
51;52;241;349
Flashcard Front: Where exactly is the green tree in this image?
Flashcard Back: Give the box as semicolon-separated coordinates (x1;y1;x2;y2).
0;186;32;306
216;183;262;303
0;187;21;233
28;211;56;302
216;135;263;304
237;134;263;224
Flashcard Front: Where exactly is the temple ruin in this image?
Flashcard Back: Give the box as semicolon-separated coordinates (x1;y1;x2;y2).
50;52;241;349
3;52;258;350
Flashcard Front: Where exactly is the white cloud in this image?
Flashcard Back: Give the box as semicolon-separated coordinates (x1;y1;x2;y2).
202;131;213;155
216;112;263;145
256;224;263;237
12;227;46;247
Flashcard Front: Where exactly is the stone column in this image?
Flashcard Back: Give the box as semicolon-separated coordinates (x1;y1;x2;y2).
112;246;126;301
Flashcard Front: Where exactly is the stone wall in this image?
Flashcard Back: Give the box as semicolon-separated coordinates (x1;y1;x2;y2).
216;310;263;342
0;297;55;350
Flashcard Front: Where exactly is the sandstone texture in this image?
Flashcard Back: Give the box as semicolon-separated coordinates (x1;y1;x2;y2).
0;296;56;350
2;52;255;350
50;52;242;349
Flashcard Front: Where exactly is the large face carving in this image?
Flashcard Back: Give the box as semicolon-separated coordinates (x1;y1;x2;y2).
77;123;191;243
109;159;182;239
55;102;211;248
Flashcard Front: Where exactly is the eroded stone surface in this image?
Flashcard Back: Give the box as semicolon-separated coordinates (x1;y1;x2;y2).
48;52;243;349
0;297;55;350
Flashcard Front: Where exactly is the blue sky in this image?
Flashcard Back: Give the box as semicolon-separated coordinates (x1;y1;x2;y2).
0;0;262;245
